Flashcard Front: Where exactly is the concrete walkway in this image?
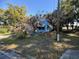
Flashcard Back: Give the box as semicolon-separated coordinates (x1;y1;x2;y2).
0;50;26;59
0;34;11;40
60;50;79;59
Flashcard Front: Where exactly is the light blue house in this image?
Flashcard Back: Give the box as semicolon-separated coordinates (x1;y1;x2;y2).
35;18;53;33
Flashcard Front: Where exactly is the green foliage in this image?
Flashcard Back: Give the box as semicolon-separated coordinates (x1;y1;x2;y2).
61;0;73;15
0;4;27;26
4;4;26;25
15;31;27;39
61;0;79;20
0;9;4;15
0;4;28;37
0;9;5;23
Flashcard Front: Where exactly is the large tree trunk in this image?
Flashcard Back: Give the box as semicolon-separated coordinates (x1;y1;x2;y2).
71;24;74;30
66;24;69;30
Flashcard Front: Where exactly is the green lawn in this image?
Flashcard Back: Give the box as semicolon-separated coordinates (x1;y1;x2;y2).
0;27;11;34
0;32;79;59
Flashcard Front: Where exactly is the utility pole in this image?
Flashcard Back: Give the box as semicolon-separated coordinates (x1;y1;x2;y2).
57;0;60;41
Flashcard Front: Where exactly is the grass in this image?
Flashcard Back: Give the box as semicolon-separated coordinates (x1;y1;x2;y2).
0;32;54;45
47;32;79;59
0;27;11;35
0;38;17;44
0;32;65;58
62;33;79;49
0;32;79;59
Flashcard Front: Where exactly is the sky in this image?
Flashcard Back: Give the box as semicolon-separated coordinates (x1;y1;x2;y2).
0;0;58;16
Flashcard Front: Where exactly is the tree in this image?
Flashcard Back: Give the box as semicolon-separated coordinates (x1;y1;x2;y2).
4;4;26;25
0;9;6;25
72;0;79;21
60;0;75;30
61;0;79;30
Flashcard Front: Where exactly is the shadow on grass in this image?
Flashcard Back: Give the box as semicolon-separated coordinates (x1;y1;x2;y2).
0;32;60;59
62;33;79;47
1;32;79;59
